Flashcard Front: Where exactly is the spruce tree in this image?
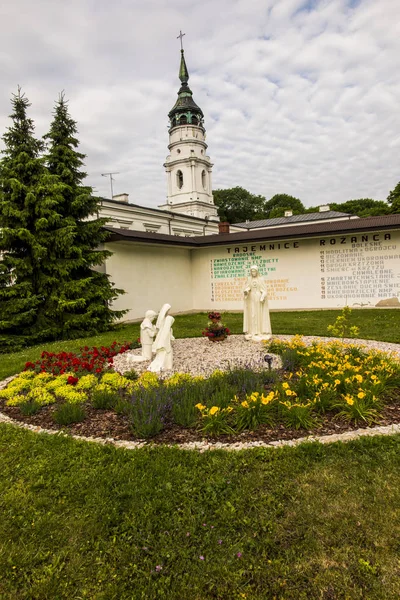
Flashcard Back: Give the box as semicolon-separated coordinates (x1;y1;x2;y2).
0;89;64;350
39;92;126;339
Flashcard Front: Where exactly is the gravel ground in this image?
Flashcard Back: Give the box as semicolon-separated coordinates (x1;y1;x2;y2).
113;334;400;377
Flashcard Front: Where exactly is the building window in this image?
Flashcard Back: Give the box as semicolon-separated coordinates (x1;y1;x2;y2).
179;115;187;125
176;170;184;189
192;116;198;126
201;170;207;190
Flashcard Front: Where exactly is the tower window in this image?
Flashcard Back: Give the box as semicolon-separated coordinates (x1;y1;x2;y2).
176;170;184;189
201;170;207;190
192;116;198;126
179;115;187;125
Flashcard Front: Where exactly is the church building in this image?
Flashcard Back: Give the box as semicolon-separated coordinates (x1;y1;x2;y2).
99;45;400;320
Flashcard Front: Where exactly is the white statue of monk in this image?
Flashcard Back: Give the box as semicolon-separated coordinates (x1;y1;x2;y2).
148;315;175;372
243;265;272;341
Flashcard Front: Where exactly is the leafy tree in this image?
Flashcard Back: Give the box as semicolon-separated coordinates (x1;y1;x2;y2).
306;198;391;218
264;194;305;218
213;187;266;223
40;93;126;340
387;182;400;214
0;89;65;351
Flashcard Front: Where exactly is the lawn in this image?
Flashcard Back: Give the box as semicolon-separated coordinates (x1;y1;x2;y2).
1;310;400;598
0;309;399;380
1;425;400;599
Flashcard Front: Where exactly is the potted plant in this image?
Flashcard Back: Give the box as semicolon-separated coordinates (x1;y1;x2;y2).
202;312;230;342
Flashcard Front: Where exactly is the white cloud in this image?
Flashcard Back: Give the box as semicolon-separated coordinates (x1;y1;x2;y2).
0;0;399;208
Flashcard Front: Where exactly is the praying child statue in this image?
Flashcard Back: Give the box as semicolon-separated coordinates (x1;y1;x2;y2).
140;310;158;360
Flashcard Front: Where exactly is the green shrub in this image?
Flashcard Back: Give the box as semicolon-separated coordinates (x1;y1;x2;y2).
20;400;41;416
281;348;301;371
54;403;86;425
327;306;360;339
127;389;167;438
92;388;119;410
123;369;139;381
170;383;202;427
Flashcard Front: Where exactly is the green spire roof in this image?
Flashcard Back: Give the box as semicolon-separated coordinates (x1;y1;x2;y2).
179;49;189;84
168;49;204;129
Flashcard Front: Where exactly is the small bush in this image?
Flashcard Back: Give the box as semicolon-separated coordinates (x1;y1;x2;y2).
234;391;276;431
92;388;120;410
127;389;167;438
20;400;41;416
54;403;86;425
170;383;202;427
123;370;139;381
196;404;234;436
279;401;316;430
281;348;301;372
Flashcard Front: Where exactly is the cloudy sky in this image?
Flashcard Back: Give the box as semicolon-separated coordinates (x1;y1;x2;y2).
1;0;399;209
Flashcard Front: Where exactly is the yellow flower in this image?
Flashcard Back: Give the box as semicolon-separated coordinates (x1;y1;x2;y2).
282;382;289;389
195;403;206;411
354;374;363;383
357;391;366;399
344;395;354;406
241;401;249;408
285;389;292;396
209;406;219;416
334;379;341;386
262;391;275;404
6;395;26;406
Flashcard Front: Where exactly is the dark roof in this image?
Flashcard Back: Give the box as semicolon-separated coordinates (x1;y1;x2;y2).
105;214;400;247
234;211;354;229
104;227;198;247
100;197;218;224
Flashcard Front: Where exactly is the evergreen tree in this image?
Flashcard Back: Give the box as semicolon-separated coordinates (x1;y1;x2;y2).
0;89;64;350
40;92;126;339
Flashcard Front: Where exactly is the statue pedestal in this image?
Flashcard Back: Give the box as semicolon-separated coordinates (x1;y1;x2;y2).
244;334;272;342
127;355;148;363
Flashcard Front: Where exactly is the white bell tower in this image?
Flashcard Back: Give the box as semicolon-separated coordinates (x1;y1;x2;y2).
159;37;219;221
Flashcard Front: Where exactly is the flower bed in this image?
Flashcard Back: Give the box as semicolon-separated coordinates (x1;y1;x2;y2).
24;341;137;376
1;337;399;441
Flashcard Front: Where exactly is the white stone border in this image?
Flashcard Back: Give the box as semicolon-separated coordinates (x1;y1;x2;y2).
1;409;400;452
1;335;400;452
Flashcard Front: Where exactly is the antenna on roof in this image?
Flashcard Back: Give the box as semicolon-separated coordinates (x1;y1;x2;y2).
101;172;119;199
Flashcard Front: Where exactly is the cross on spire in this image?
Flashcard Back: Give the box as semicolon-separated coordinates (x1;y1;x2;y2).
177;30;185;51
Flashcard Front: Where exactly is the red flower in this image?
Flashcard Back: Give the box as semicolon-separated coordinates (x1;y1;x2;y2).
67;376;79;385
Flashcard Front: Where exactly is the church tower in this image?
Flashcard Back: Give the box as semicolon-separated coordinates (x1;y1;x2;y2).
159;43;219;221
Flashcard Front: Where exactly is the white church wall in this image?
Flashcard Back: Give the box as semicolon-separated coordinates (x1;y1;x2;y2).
191;229;400;311
105;241;193;320
99;199;221;236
